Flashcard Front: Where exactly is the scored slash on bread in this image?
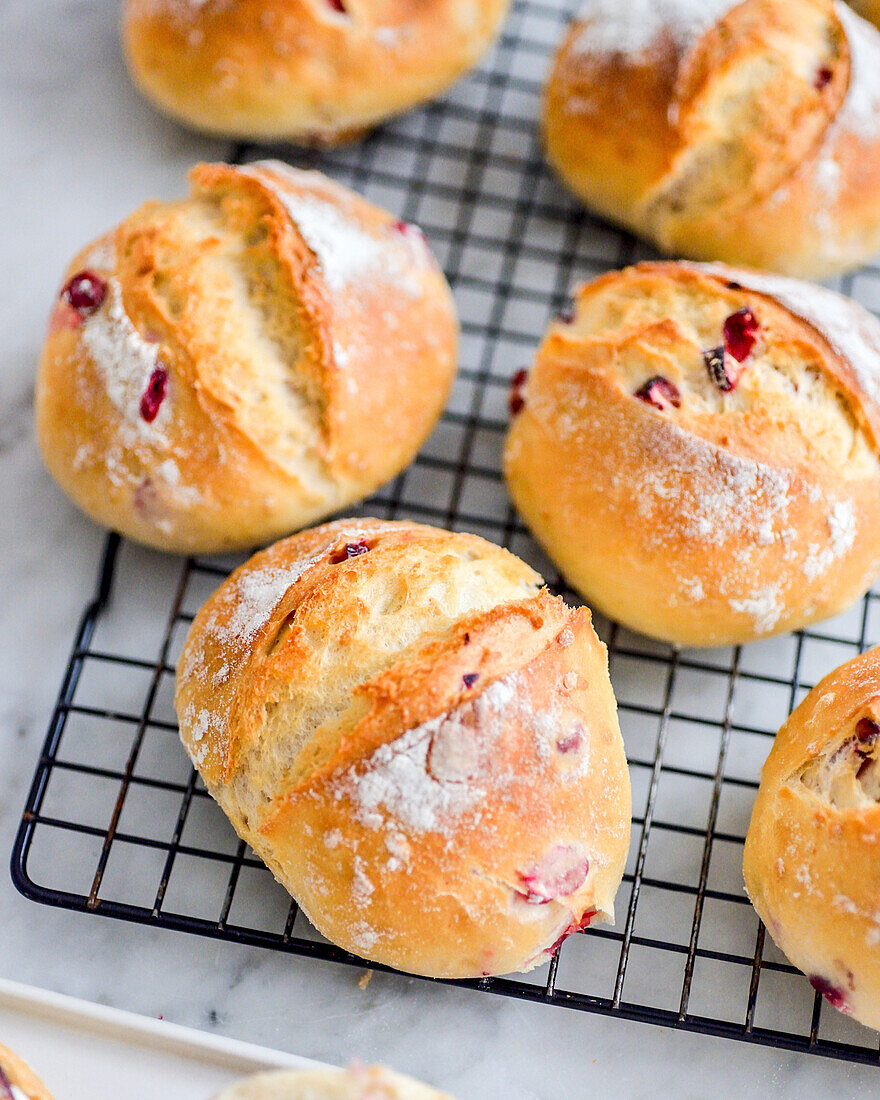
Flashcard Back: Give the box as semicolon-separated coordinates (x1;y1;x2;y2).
176;518;631;979
504;261;880;647
544;0;880;278
36;162;457;554
744;646;880;1031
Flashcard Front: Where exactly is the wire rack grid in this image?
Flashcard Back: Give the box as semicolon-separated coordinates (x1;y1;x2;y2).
13;0;880;1068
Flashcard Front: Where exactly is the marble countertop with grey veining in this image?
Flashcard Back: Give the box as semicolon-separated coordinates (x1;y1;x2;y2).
3;1;880;1095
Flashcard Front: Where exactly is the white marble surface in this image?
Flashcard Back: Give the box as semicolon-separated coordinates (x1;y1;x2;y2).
3;0;880;1096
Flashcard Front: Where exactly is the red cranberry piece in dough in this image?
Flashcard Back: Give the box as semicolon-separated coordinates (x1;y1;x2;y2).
856;717;880;747
704;308;760;391
814;66;833;90
723;307;760;363
545;908;599;957
556;723;584;754
61;271;106;317
140;366;168;423
518;845;589;904
809;975;851;1013
326;0;347;10
544;926;573;957
635;375;681;410
509;369;528;416
133;477;160;522
330;539;370;564
391;219;426;244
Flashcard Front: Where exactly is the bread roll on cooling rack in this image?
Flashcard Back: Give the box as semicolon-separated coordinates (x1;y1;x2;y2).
122;0;511;144
176;518;631;979
216;1065;454;1100
744;646;880;1031
0;1042;55;1100
36;160;457;555
504;261;880;648
544;0;880;278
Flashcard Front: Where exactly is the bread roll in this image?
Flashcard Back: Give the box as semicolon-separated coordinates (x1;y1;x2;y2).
504;261;880;647
216;1065;454;1100
0;1043;55;1100
744;646;880;1030
176;518;631;979
36;161;457;554
122;0;511;144
544;0;880;278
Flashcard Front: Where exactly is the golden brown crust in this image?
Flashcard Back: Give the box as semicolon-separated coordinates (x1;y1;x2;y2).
504;261;880;646
123;0;511;143
0;1043;55;1100
176;518;631;978
544;0;880;278
744;647;880;1030
35;162;457;554
848;0;880;28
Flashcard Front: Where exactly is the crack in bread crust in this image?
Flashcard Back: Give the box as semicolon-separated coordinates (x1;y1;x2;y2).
544;0;880;277
176;518;631;978
35;164;457;553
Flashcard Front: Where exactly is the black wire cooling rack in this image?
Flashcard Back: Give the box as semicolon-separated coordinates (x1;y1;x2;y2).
13;0;880;1069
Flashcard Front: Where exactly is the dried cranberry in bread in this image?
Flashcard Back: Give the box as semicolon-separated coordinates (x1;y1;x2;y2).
0;1043;55;1100
176;518;631;979
36;161;457;554
744;647;880;1030
504;261;880;647
122;0;511;145
216;1065;455;1099
544;0;880;278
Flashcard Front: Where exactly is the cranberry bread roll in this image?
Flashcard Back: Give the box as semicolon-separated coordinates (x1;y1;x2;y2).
744;647;880;1030
36;161;457;555
0;1043;55;1100
216;1065;454;1099
504;261;880;648
122;0;511;145
544;0;880;278
176;518;631;979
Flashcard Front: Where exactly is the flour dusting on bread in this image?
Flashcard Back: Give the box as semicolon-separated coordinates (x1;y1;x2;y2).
575;0;738;57
243;162;424;297
343;673;519;836
638;423;792;548
835;4;880;141
80;278;167;439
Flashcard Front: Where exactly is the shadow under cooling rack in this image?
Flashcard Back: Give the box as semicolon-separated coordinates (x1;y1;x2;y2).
12;0;880;1069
